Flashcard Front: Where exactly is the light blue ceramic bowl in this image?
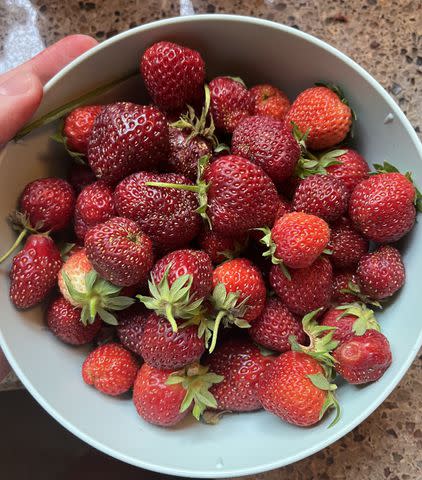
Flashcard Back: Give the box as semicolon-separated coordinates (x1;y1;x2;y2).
0;14;421;478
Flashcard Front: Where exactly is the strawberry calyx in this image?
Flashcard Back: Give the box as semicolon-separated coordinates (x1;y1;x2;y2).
171;85;228;152
335;302;381;336
208;283;250;353
257;227;291;280
339;280;382;308
166;362;224;421
137;264;204;333
294;146;346;179
62;269;134;325
289;308;339;374
307;372;341;428
145;154;212;227
50;120;86;164
179;307;215;348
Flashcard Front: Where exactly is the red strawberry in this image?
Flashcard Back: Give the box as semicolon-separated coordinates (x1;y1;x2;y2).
213;258;266;323
325;148;369;192
328;217;368;269
139;313;205;370
203;155;279;236
292;174;349;223
207;337;274;412
270;256;333;316
275;195;292;220
198;227;247;264
141;41;205;111
331;270;361;304
249;84;290;120
349;172;416;243
257;351;339;426
356;245;405;300
74;180;115;242
87;102;169;184
47;296;101;345
231;115;301;184
116;304;149;355
19;177;75;232
9;234;62;309
321;303;380;343
167;126;212;180
133;363;223;426
286;85;352;150
139;249;213;331
333;330;392;384
266;211;330;269
114;171;201;252
85;217;154;287
68;163;96;193
82;343;138;396
63;105;103;154
209;77;253;133
249;298;306;352
58;248;134;325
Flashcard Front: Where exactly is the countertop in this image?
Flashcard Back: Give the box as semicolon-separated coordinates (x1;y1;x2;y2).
0;1;421;479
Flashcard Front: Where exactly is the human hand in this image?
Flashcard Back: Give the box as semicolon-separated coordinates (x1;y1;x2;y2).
0;34;98;381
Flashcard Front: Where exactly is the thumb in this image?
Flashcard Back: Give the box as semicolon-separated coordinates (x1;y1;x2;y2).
0;71;43;146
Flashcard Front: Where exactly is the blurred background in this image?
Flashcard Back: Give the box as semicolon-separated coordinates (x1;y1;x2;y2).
0;1;421;479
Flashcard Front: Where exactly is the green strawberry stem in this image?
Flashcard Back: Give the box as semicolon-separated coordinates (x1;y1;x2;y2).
0;229;27;263
145;182;201;193
165;303;179;332
208;310;225;354
308;372;341;428
14;70;137;141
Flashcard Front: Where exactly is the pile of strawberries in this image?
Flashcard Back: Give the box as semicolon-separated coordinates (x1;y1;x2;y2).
3;40;420;429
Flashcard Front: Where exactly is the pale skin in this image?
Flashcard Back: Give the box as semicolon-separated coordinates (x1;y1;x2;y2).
0;35;98;381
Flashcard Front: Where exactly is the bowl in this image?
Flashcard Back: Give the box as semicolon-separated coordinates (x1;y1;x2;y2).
1;14;421;478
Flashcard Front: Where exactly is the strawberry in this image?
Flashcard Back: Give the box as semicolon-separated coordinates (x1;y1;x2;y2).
231;115;301;184
114;171;201;252
292;174;349;223
85;217;154;287
349;172;416;243
145;155;279;237
87;102;169;184
198;227;247;264
68;163;96;193
356;246;405;300
320;303;380;343
257;351;339;426
249;84;290;120
275;195;292;220
333;330;392;384
269;256;333;316
212;258;266;324
331;270;361;304
262;212;330;270
209;77;253;133
139;313;205;370
325;148;369;192
63;105;103;155
167;126;212;180
74;180;115;242
328;217;368;269
141;41;205;112
133;363;223;426
47;296;101;345
249;298;306;352
58;248;134;325
82;343;138;396
9;234;62;309
116;304;149;356
207;338;274;412
286;85;352;150
138;249;213;331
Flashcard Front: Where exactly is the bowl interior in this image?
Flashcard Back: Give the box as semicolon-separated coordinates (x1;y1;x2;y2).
0;15;421;478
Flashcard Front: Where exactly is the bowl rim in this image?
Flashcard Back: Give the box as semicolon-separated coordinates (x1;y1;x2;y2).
1;13;422;478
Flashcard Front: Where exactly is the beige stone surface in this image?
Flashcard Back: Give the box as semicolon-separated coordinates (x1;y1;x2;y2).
0;1;421;478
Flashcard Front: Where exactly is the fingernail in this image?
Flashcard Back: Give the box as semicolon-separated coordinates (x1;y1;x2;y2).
0;71;34;96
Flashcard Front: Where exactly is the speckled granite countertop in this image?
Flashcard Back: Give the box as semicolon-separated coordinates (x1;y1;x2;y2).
0;0;421;478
